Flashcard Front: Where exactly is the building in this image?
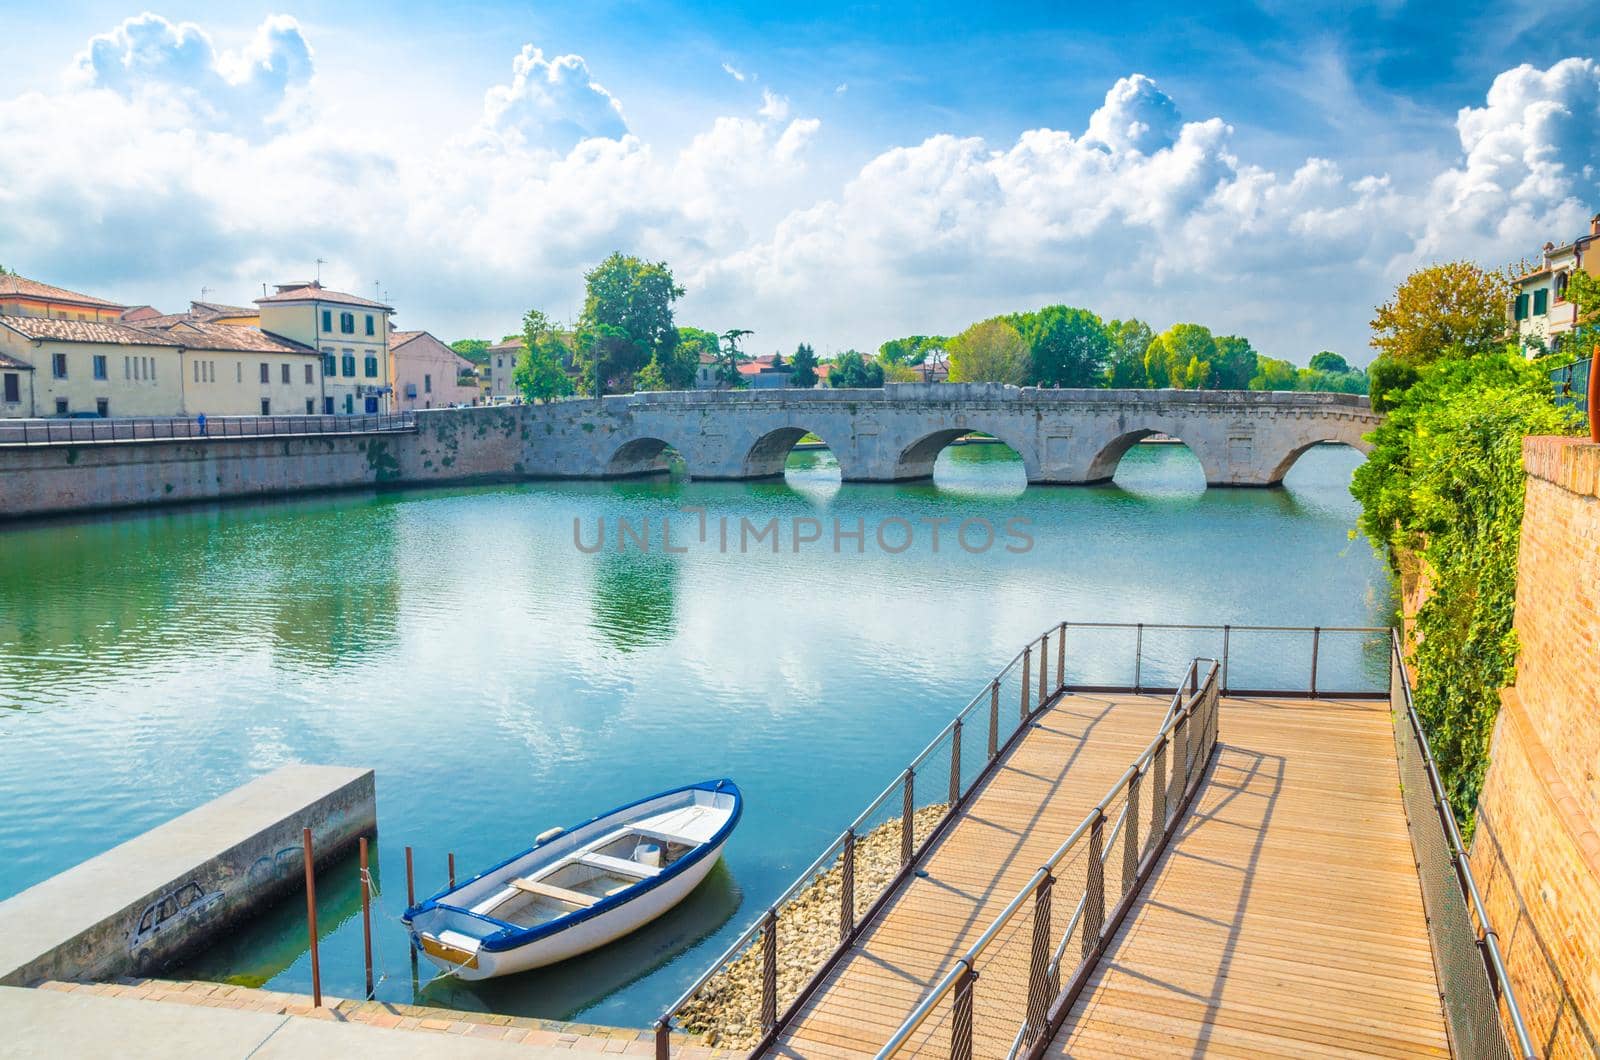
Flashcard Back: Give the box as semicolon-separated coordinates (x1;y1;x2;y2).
739;355;794;389
0;316;184;418
486;337;523;399
389;330;480;410
0;274;128;323
0;350;36;417
128;316;323;416
255;282;394;414
1512;213;1600;356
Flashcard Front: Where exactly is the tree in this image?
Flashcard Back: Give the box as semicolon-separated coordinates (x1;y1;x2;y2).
879;334;947;366
947;319;1029;384
1248;355;1299;391
1309;350;1350;374
827;350;885;388
883;361;921;382
790;343;819;388
574;322;633;397
451;339;491;365
576;252;685;394
1105;319;1153;387
1145;323;1215;389
1370;261;1509;366
714;328;753;388
515;309;575;403
1367;356;1421;411
1008;306;1110;387
1211;335;1259;390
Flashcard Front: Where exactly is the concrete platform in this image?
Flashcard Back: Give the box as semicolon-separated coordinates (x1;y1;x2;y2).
0;765;375;985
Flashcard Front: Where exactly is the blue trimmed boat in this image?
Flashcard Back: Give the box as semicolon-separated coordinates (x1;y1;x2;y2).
402;779;742;979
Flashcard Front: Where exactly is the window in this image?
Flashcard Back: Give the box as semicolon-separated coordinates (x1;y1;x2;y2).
321;309;333;331
96;398;108;417
1533;288;1549;315
92;355;107;380
52;353;67;379
236;361;242;383
342;352;356;377
306;398;315;414
304;364;314;384
3;373;18;403
148;356;155;381
424;373;432;394
125;356;131;380
365;396;378;413
193;361;200;383
364;355;378;378
260;362;271;383
281;364;291;384
1555;272;1570;303
324;396;334;415
324;352;336;376
55;398;68;415
365;314;375;336
340;312;355;334
496;356;503;368
261;398;271;415
344;393;354;414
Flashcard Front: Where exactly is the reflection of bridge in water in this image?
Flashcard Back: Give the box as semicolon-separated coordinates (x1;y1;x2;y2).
655;623;1533;1060
535;385;1380;488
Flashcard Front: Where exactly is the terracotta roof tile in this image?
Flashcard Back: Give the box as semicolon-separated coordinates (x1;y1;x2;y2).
0;350;34;370
128;318;318;354
0;274;127;310
255;284;392;310
190;301;257;321
0;314;178;346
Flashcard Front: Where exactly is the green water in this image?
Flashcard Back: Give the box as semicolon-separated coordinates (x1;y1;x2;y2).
0;442;1392;1024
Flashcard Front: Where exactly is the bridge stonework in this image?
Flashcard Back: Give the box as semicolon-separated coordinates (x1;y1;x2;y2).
521;383;1379;487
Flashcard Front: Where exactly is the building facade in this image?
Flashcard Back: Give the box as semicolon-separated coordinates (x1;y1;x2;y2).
486;338;523;399
255;283;395;414
0;274;128;323
389;330;480;410
1512;214;1600;357
130;317;324;416
0;317;185;418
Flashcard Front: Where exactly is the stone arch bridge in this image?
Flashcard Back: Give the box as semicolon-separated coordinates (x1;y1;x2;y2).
522;383;1379;487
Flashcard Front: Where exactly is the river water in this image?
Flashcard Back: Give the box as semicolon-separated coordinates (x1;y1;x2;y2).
0;442;1392;1025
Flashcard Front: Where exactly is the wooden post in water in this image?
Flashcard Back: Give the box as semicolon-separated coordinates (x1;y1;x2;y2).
360;837;374;999
302;827;322;1007
448;852;456;889
405;845;415;906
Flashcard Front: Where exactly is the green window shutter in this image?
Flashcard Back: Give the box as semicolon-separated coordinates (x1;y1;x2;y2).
1533;288;1548;315
1514;293;1529;320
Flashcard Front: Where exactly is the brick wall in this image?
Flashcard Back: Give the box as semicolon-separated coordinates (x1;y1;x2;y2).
1474;436;1600;1057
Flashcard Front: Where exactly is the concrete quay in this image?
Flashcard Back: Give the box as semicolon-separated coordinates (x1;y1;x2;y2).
0;765;375;986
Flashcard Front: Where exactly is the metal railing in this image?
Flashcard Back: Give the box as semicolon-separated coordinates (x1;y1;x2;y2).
0;412;416;446
877;659;1221;1059
1550;356;1591;425
654;622;1072;1057
1389;630;1537;1059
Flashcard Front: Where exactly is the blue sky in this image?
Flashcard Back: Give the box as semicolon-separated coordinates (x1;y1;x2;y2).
1;3;1597;362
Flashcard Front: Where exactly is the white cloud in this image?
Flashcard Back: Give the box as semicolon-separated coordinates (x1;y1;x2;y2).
480;44;628;151
3;16;1599;366
834;83;849;95
721;62;747;83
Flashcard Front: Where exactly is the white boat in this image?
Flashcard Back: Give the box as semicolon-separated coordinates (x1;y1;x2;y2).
402;779;742;980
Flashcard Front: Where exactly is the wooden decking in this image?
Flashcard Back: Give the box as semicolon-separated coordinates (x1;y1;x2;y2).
765;694;1448;1059
1049;697;1448;1058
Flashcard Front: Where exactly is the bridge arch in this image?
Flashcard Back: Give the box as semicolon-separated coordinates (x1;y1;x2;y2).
892;426;1037;482
740;426;849;479
1083;427;1224;485
1263;434;1373;484
604;436;686;478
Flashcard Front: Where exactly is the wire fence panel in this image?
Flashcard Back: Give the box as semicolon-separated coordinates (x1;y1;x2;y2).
0;412;417;446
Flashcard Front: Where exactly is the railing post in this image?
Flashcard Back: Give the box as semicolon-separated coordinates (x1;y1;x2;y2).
760;906;778;1034
1309;626;1321;698
1170;714;1187;811
360;836;374;999
1025;871;1054;1046
951;960;975;1060
1133;623;1144;693
949;718;962;807
1057;621;1066;693
1021;647;1032;720
654;1019;671;1060
902;768;915;865
988;679;999;759
1189;659;1198;696
301;827;321;1008
1152;738;1168;833
840;829;856;943
1124;768;1141;891
1082;812;1104;963
1039;631;1049;705
1221;625;1231;694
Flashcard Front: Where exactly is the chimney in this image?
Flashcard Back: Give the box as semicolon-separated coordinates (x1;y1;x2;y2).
1591;213;1600;237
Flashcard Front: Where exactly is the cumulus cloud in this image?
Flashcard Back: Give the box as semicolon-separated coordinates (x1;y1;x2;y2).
4;15;1599;365
71;12;312;133
480;44;628;150
721;62;747;83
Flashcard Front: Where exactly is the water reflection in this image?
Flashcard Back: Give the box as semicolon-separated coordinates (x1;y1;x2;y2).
592;550;680;653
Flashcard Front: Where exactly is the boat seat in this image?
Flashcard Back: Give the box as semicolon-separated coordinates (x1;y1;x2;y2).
580;852;661;879
509;877;599;908
634;805;721;844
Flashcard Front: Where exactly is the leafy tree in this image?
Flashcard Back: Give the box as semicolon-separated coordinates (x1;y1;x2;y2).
577;252;685;394
713;329;753;388
1248;355;1299;391
451;338;491;365
1368;356;1421;411
1369;261;1509;366
1146;323;1215;389
1561;268;1600;355
574;322;633;396
790;343;819;388
634;357;670;391
1309;350;1350;374
879;334;948;366
1211;335;1258;390
515;309;575;403
1008;306;1110;387
1105;319;1153;387
947;319;1029;384
827;349;885;388
883;361;921;382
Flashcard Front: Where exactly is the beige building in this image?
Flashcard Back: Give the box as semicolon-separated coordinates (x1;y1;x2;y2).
255;283;395;415
389;330;480;410
0;274;128;323
1512;213;1600;357
130;316;324;416
487;337;523;399
0;316;185;418
0;350;37;417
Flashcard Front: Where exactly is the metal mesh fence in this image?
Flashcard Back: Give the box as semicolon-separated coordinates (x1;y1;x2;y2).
0;411;417;445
